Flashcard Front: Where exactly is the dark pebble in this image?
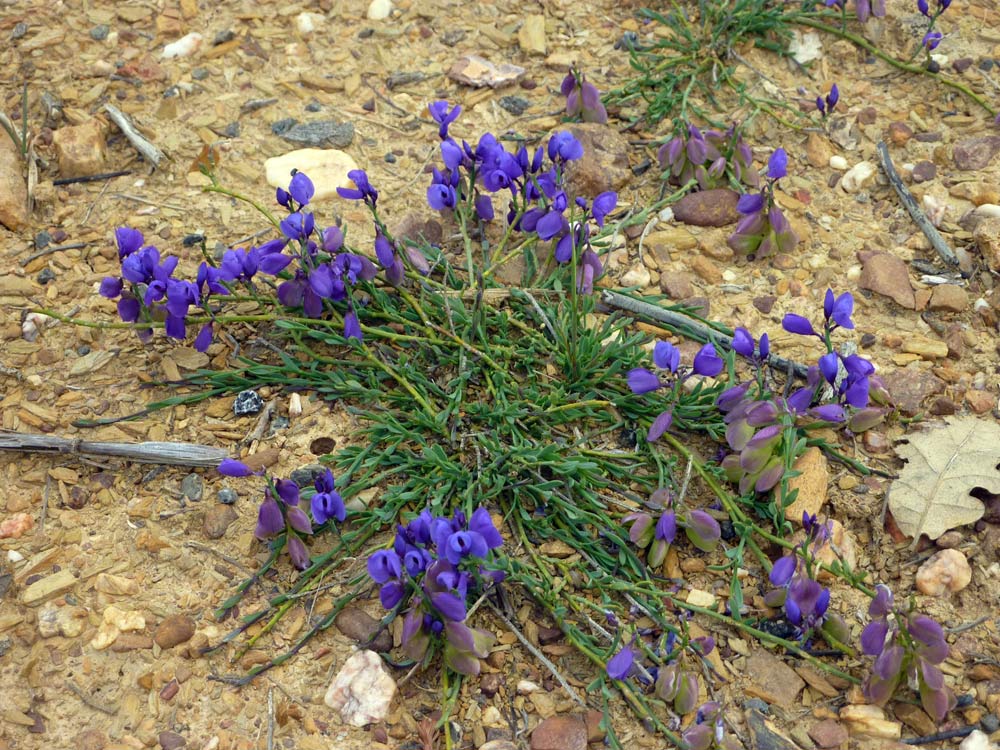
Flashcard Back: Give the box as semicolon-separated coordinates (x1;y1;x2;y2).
269;415;289;433
615;30;639;50
911;160;937;183
217;488;238;505
498;95;529;116
271;118;297;136
860;332;877;348
752;295;776;314
334;607;392;652
978;58;994;71
180;473;204;502
952;57;974;73
631;158;652;176
305;100;322;112
164;86;179;98
158;731;187;750
519;78;537;90
35;230;51;249
357;28;374;39
192;67;209;80
12;22;28;40
743;698;769;714
77;345;91;356
51;229;67;243
926;60;941;74
37;268;55;285
480;673;502;697
182;233;205;247
362;98;375;112
289;463;325;488
914;132;942;142
719;519;736;542
90;24;110;41
384;152;396;163
277;120;354;148
233;390;264;416
213;30;235;45
440;29;465;46
982;714;1000;733
956;693;974;708
221;122;240;138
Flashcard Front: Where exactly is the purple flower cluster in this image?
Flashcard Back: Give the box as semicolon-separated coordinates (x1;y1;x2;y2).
860;585;955;722
99;227;235;351
424;101;615;293
727;148;798;257
816;83;840;117
624;487;722;564
560;68;608;124
627;340;725;442
657;123;759;192
367;507;503;675
218;458;346;571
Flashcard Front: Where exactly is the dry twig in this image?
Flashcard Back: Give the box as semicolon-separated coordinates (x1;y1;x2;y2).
0;430;227;467
103;104;165;167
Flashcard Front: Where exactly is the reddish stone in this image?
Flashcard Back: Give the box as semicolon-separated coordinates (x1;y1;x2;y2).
530;716;587;750
808;719;849;748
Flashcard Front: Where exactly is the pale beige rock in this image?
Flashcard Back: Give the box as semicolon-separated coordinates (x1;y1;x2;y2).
264;149;360;202
841;161;876;193
94;572;140;596
973;216;1000;272
52;119;108;178
685;589;716;608
324;650;397;727
784;447;829;523
620;263;651;289
37;603;88;638
518;14;546;55
91;605;146;650
901;336;948;360
366;0;392;20
805;132;833;169
21;569;77;605
915;548;972;596
839;704;902;739
0;131;28;230
744;650;805;708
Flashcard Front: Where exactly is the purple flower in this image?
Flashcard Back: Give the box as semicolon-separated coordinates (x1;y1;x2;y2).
918;0;930;15
591;191;617;227
288;171;315;206
827;83;839;110
427;182;456;211
469;507;503;549
606;643;636;680
287;535;311;570
444;530;489;565
769;555;796;586
286;506;313;535
337;170;378;206
732;327;754;358
627;368;661;395
311;467;346;524
547;131;584;162
218;458;253;477
100;277;123;299
475;194;494;222
428;100;462;139
782;313;816;337
869;584;894;617
736;193;765;215
923;31;942;50
194;323;213;353
766;148;788;180
279;211;315;241
692;343;724;377
861;620;889;656
254;497;284;539
368;549;402;583
824;289;854;329
653;341;681;373
818;352;840;384
274;478;300;506
115;227;144;259
647;410;674;442
655;510;677;544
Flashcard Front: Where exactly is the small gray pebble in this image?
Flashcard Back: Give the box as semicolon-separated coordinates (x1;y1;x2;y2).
12;22;28;40
213;29;235;45
90;24;110;41
289;464;325;488
34;230;51;249
305;100;322;112
77;345;91;356
180;473;204;502
192;67;209;80
982;714;999;733
270;415;290;432
498;96;529;116
271;118;297;136
978;58;994;71
233;390;264;416
37;268;55;285
221;122;240;138
384;152;396;163
743;698;769;714
217;488;238;505
164;86;179;99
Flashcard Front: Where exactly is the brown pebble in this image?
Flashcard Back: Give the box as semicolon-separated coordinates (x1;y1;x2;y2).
680;558;706;573
159;678;179;701
856;106;877;125
965;389;995;414
928;396;957;415
158;731;187;750
111;633;154;652
480;673;502;697
530;715;587;750
935;530;963;549
584;710;605;742
333;607;392;652
753;295;776;314
154;614;196;649
202;504;237;539
887;121;913;146
75;729;108;750
863;431;890;453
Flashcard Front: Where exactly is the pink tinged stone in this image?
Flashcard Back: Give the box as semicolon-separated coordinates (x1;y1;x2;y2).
915;548;972;596
0;512;34;539
324;650;397;727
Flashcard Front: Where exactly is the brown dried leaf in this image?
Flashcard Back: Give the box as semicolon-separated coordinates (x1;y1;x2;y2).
889;416;1000;545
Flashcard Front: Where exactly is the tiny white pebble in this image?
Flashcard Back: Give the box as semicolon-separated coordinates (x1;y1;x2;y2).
829;155;848;170
288;392;302;417
516;680;541;694
296;12;324;35
7;550;24;563
162;32;203;59
658;207;674;222
974;298;990;313
366;0;393;20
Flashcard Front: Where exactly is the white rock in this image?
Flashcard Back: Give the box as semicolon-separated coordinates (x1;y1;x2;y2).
288;392;302;417
296;12;324;35
829;155;848;170
162;32;203;59
922;194;947;227
973;203;1000;219
37;602;87;638
686;589;717;608
658;207;674;222
840;161;876;193
620;263;651;289
516;680;541;695
959;730;995;750
916;548;972;596
366;0;393;20
789;30;822;64
264;149;360;202
324;650;397;727
7;549;24;563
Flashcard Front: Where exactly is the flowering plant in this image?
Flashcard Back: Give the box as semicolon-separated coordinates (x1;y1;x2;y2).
727;148;797;257
657;123;759;192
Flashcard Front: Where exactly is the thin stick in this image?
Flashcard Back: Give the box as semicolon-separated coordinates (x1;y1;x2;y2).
900;726;976;745
0;430;228;467
875;141;961;271
40;475;50;533
600;290;809;379
185;541;251;572
83;178;114;226
943;615;992;634
488;602;585;707
53;170;131;186
66;681;117;715
266;687;275;750
102;104;165;167
19;242;88;267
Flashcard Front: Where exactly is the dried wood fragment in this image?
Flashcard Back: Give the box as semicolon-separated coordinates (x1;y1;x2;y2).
0;430;227;467
102;104;165;167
